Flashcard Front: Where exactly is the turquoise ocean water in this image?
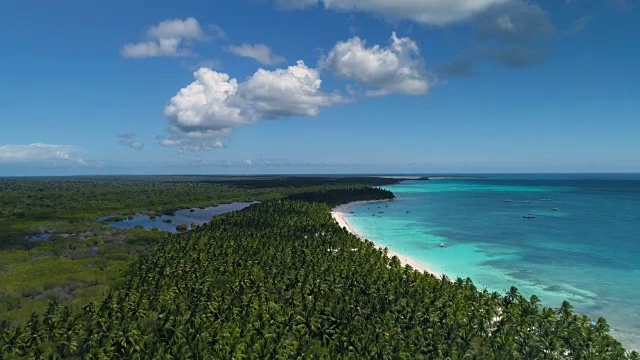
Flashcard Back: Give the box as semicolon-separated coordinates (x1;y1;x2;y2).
345;174;640;351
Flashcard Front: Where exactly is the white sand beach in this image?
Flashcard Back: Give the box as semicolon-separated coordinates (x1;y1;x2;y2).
331;201;443;278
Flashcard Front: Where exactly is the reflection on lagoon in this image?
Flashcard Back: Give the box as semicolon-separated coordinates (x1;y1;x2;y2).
98;202;259;233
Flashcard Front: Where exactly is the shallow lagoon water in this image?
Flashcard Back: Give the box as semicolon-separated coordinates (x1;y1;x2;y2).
100;201;259;233
24;234;53;242
347;175;640;351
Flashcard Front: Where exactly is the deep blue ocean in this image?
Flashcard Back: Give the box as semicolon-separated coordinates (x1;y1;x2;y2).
346;174;640;351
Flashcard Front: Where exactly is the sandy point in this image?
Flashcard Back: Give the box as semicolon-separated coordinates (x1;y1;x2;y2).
331;201;443;278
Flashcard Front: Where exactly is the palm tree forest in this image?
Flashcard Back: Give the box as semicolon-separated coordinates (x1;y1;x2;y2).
0;176;637;359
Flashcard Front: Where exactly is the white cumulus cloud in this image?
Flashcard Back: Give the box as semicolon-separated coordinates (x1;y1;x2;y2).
0;144;84;164
121;39;185;59
159;139;181;147
323;32;428;96
121;18;218;59
228;43;286;66
163;61;342;152
242;60;343;117
165;68;254;134
146;17;204;40
276;0;509;25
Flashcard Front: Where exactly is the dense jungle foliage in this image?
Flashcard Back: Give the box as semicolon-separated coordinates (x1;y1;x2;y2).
0;176;397;325
0;176;398;248
1;185;636;358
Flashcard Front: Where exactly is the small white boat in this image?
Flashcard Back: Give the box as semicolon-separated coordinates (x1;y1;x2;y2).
522;214;536;219
439;243;445;248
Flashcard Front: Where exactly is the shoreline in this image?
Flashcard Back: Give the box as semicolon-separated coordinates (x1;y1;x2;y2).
332;198;639;352
331;201;443;278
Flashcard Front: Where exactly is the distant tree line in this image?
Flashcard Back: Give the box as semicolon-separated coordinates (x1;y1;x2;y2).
286;186;394;207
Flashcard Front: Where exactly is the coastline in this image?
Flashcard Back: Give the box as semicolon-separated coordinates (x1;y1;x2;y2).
331;201;443;278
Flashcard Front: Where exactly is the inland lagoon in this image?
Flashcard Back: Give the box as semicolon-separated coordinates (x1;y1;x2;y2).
99;201;259;233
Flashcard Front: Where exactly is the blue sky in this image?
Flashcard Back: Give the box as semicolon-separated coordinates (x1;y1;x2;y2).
1;0;638;175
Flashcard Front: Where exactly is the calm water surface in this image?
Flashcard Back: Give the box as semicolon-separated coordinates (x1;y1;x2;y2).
100;201;259;233
346;174;640;351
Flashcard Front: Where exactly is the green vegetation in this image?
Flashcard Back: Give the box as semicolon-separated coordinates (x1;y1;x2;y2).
0;177;267;247
287;186;394;207
0;186;636;358
0;229;167;324
0;176;397;248
0;176;397;326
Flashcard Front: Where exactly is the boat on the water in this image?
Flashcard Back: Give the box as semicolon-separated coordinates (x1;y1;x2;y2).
502;199;513;203
551;208;559;211
522;214;536;219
